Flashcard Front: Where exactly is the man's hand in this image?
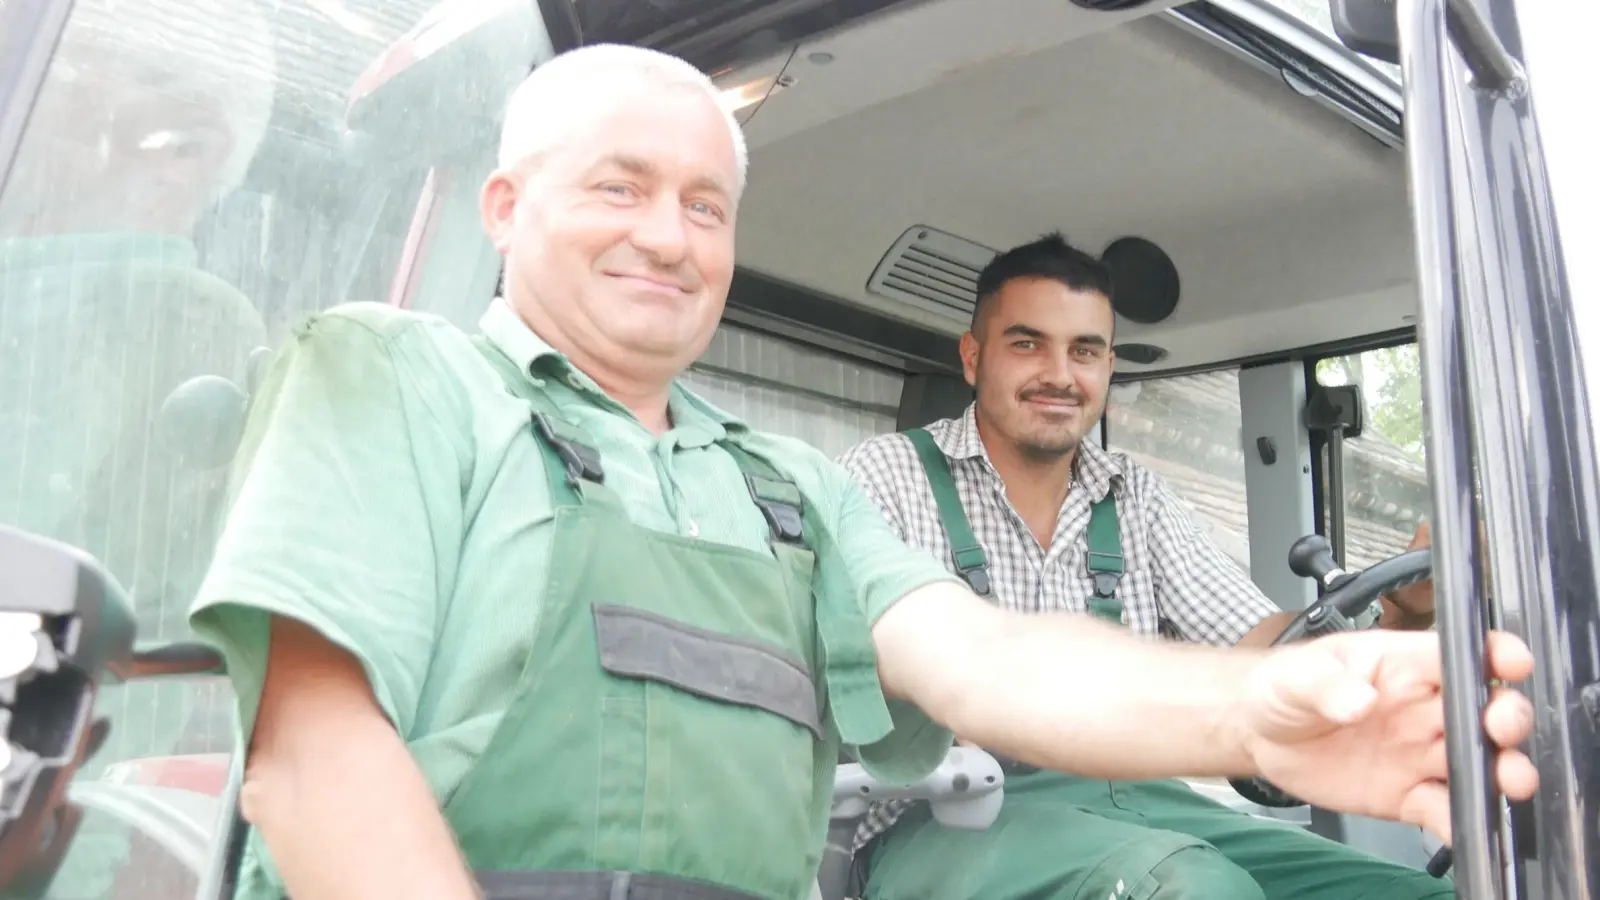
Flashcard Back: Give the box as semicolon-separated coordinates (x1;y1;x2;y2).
1238;628;1537;844
1382;521;1436;629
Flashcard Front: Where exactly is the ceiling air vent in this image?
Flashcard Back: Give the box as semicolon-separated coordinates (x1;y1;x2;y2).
867;226;997;326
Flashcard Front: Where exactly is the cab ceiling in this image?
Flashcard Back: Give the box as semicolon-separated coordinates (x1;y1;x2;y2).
719;0;1416;375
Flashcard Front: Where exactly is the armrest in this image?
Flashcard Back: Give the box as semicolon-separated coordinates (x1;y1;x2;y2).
830;746;1005;830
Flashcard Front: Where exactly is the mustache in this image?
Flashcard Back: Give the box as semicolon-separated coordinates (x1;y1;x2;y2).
607;256;702;292
1019;387;1086;404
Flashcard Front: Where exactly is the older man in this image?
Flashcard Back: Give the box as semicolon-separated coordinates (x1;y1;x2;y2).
190;43;1536;900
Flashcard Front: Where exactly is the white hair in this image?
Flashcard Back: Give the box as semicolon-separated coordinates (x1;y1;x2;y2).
496;43;749;195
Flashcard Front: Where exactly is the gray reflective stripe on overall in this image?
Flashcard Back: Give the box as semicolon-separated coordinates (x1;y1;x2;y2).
593;604;823;737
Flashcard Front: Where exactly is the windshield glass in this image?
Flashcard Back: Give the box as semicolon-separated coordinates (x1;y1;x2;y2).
0;0;542;894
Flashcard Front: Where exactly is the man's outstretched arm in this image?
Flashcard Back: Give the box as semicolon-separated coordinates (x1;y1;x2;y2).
871;580;1263;778
870;578;1538;843
243;618;479;900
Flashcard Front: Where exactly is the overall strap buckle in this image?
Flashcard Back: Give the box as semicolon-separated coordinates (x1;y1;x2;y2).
532;412;605;487
1085;492;1123;599
744;472;806;545
960;566;993;597
953;547;992;597
721;441;807;546
1089;566;1122;600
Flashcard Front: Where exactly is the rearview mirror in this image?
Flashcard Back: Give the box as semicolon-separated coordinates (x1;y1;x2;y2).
1330;0;1401;66
0;526;226;894
0;525;135;893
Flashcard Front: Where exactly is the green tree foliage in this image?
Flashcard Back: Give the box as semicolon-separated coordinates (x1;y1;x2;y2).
1317;345;1425;459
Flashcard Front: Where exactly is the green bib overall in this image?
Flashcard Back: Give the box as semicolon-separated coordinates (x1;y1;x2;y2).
902;427;1124;621
868;428;1452;900
443;340;898;900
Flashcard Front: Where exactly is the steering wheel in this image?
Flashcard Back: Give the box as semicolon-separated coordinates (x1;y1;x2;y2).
1227;534;1433;808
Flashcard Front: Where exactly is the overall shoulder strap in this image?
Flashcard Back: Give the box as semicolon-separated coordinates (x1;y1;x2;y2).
903;428;991;597
723;437;893;749
720;441;806;546
469;334;605;506
1086;492;1125;605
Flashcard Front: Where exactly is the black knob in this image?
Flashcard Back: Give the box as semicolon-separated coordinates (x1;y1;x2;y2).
1288;534;1338;583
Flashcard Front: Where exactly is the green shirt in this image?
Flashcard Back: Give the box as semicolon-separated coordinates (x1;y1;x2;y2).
190;298;958;827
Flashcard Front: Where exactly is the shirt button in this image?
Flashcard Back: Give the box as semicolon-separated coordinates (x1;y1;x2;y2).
687;520;700;538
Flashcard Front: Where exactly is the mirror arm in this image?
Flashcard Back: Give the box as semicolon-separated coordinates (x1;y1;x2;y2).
1443;0;1524;95
115;643;227;682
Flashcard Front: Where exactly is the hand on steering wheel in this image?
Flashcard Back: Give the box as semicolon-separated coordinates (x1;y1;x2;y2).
1229;535;1433;808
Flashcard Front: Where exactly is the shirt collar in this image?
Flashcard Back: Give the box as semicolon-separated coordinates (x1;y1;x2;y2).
932;402;1125;502
1073;435;1125;504
477;297;749;443
479;296;569;381
929;403;987;461
668;381;749;447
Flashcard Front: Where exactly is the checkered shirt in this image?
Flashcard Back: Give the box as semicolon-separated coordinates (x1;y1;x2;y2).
835;403;1279;851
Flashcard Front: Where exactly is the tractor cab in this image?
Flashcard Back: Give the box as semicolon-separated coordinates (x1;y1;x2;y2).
0;0;1592;898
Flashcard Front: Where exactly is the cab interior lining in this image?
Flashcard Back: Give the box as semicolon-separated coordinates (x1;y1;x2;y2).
715;0;1417;376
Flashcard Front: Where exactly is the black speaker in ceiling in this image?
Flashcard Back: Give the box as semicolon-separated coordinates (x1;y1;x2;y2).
1114;343;1168;366
1102;236;1180;325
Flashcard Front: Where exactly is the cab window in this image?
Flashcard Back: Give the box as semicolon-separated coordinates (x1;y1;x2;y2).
1105;369;1252;575
684;325;906;459
0;0;540;895
1313;344;1430;568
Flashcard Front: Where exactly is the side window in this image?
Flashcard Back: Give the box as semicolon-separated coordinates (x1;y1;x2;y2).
0;0;541;897
682;326;905;459
1104;369;1251;574
1313;344;1430;569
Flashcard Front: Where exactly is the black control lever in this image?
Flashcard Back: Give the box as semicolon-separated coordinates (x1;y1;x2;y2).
1287;535;1351;589
1288;534;1337;582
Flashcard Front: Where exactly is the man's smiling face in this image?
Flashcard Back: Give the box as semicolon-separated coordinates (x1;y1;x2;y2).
961;275;1116;461
483;82;740;376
